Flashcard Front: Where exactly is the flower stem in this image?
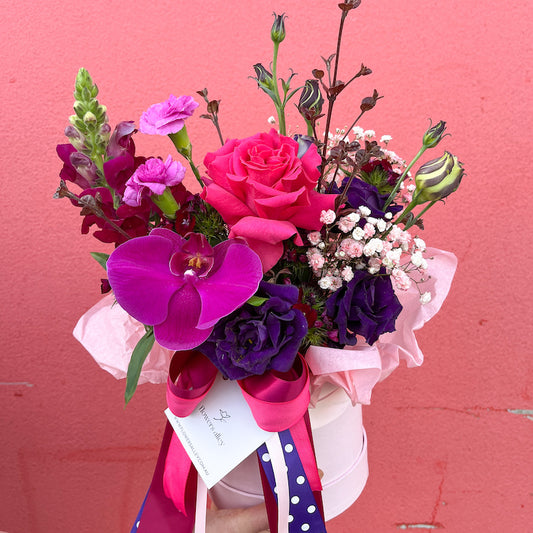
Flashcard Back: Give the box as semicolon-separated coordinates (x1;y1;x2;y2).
392;196;419;226
341;110;365;142
272;42;286;135
404;199;437;230
383;145;427;209
151;188;180;219
320;10;348;173
188;157;204;188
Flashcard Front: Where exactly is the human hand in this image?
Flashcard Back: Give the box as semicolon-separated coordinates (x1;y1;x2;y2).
206;502;269;533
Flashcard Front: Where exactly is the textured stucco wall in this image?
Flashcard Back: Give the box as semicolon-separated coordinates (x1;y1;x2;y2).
1;1;531;531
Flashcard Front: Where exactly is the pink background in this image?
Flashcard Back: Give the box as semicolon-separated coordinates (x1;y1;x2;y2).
1;0;532;531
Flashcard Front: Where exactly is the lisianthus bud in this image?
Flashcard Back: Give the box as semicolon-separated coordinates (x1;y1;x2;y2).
298;79;324;119
271;13;286;43
414;151;464;203
253;63;275;90
422;120;447;148
294;134;316;158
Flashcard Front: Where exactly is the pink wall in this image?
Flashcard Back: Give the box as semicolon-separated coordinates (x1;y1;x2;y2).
1;0;531;531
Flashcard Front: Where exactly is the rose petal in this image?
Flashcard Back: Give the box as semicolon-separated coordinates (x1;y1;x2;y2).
201;182;253;226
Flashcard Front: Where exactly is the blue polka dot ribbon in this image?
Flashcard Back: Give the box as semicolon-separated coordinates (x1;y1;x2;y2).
258;429;326;532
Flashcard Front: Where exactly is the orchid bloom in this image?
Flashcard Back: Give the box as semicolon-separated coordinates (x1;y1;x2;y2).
107;229;263;350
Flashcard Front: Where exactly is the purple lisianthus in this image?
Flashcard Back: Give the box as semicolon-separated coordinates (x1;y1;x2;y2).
199;281;308;380
107;229;263;350
326;270;402;346
123;156;186;207
335;177;401;218
139;95;199;136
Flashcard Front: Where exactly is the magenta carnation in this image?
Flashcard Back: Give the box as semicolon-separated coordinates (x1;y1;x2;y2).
123;156;186;207
106;229;263;350
139;95;199;136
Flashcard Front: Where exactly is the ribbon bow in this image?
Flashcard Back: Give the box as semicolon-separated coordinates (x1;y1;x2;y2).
135;350;324;533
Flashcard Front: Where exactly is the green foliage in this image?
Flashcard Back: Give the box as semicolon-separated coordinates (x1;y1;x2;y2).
359;166;395;195
192;200;228;246
125;327;155;405
90;252;109;271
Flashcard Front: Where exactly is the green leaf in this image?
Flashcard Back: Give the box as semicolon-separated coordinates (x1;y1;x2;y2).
125;328;155;405
90;252;109;271
247;295;268;306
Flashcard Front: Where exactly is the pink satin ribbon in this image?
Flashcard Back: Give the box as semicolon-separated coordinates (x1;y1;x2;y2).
163;351;218;516
163;351;323;533
238;354;310;431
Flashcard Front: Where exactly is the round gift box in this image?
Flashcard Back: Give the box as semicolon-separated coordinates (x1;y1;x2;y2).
209;384;368;521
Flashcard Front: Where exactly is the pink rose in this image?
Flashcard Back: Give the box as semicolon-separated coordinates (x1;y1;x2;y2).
201;129;337;271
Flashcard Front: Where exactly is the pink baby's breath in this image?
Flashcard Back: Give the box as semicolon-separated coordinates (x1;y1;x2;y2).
363;222;376;238
340;238;364;258
320;209;336;225
338;216;356;233
308;252;325;271
392;268;412;290
307;231;322;245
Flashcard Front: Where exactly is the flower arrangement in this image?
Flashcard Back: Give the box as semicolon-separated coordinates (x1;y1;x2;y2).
55;3;463;531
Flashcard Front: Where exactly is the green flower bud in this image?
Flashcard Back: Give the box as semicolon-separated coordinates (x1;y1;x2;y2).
422;120;447;148
414;151;464;203
252;63;277;99
69;68;110;165
298;79;324;119
271;13;286;44
253;64;274;88
64;125;87;151
83;111;97;124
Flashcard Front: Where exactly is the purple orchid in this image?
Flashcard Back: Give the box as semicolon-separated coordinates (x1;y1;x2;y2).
106;229;263;350
123;156;186;207
139;95;199;136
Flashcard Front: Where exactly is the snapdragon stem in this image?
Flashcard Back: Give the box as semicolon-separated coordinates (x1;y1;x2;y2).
383;146;427;209
272;42;286;135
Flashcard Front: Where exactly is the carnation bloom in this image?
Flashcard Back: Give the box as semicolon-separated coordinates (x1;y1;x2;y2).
123;156;186;207
139;95;199;136
107;229;263;350
201;129;337;271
